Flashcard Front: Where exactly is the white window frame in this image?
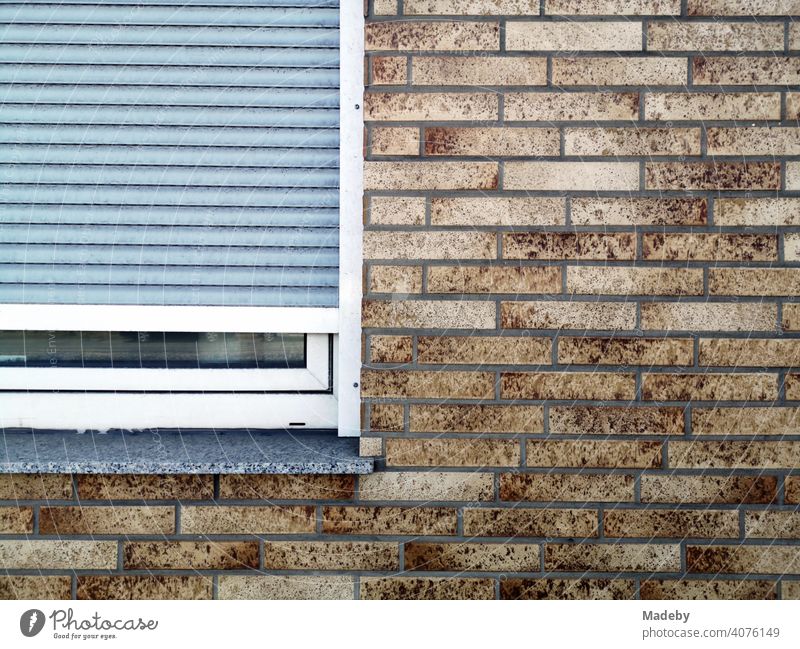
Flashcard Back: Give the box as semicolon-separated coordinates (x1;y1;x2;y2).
0;4;364;436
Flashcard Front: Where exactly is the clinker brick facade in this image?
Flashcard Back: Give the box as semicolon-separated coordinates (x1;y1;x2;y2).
3;0;800;601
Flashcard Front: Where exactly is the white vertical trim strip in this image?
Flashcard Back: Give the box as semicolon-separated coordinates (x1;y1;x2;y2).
336;1;364;437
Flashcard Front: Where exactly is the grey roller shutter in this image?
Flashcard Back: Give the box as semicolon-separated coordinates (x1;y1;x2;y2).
0;1;340;307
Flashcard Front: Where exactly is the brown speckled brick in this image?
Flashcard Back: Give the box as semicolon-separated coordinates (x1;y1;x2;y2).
502;300;637;330
218;475;354;501
361;369;496;399
264;541;399;571
558;337;693;366
605;509;739;538
369;265;423;295
370;196;425;226
641;475;778;504
365;21;499;51
694;57;800;85
405;0;539;14
219;576;354;600
77;474;212;501
716;198;800;226
501;371;636;401
424;127;558;156
640;303;777;332
746;512;800;539
0;507;33;534
784;304;800;331
364;231;495;260
784;375;800;400
640;579;776;600
370;127;419;156
642;373;777;401
406;542;540;572
0;540;117;570
649;22;783;51
364;92;498;121
565;128;700;156
693;407;800;435
501;578;635;600
431;197;565;226
413;56;546;86
710;269;800;296
549;406;684;436
687;546;800;574
500;473;635;503
553;57;687;86
322;506;458;535
124;541;259;570
358;471;494;502
708;128;800;156
410;404;543;433
645;92;781;121
362;300;496;329
418;335;551;365
372;56;407;85
642;233;777;261
546;0;680;14
78;576;212;600
181;506;315;535
546;543;681;572
463;507;598;538
786;478;800;504
427;265;561;294
571;197;707;226
688;0;800;15
503;232;635;260
364;161;499;191
361;577;495;600
40;506;174;535
566;267;704;296
646;162;781;191
699;340;800;367
526;440;663;469
670;442;800;469
386;438;521;467
369;403;405;432
0;474;72;500
370;335;413;364
0;576;71;600
504;92;639;121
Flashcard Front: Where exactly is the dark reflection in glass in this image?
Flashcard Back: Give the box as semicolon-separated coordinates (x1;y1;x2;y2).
0;331;306;369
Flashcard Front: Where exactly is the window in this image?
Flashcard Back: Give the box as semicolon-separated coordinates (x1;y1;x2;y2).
0;2;363;435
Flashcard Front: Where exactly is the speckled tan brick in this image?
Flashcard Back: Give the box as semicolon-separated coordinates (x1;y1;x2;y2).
370;127;419;156
386;438;521;467
784;304;800;331
746;512;800;539
180;506;314;535
710;269;800;297
572;197;707;226
362;300;496;329
527;440;663;469
788;478;800;504
649;22;783;51
365;21;499;51
509;21;641;51
0;507;32;533
640;303;777;332
689;0;800;14
364;161;498;191
693;407;800;436
406;541;539;571
567;267;703;296
554;57;686;85
643;233;777;262
364;92;498;121
418;335;551;365
369;196;425;226
359;471;494;502
688;545;800;574
367;227;493;260
695;57;800;84
641;579;776;600
500;473;635;502
646;162;781;191
40;506;173;535
700;340;800;367
546;543;681;572
0;576;71;600
404;0;539;13
642;373;776;401
370;335;413;364
413;56;545;86
125;542;258;570
785;374;800;400
606;509;739;538
218;475;354;500
410;404;544;433
0;474;71;500
322;506;457;535
566;128;700;156
361;369;495;399
369;265;423;295
559;337;693;366
361;577;494;600
505;162;639;191
501;371;636;401
428;265;561;294
465;507;598;538
372;56;407;85
0;540;117;569
78;576;211;600
546;0;680;13
709;128;800;157
505;92;639;121
77;474;212;501
264;541;399;571
503;232;635;260
218;576;353;600
369;403;404;432
716;198;800;226
360;437;383;457
785;94;800;120
374;0;399;14
424;127;558;156
783;234;800;261
670;441;800;469
641;475;778;504
502;578;635;600
501;301;637;330
786;581;800;598
645;92;781;121
431;197;565;226
550;406;684;436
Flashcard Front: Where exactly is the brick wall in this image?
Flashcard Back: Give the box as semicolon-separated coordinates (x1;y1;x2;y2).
2;0;800;601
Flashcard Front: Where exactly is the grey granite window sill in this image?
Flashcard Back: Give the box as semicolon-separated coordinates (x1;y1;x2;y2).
0;429;373;475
